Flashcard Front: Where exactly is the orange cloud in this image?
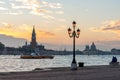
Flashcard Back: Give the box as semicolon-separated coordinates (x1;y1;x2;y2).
90;20;120;34
0;22;55;41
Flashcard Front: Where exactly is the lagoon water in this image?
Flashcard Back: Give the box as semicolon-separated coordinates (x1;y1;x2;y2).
0;55;120;72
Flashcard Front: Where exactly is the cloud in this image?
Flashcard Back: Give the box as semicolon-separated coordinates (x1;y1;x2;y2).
46;3;62;9
0;0;64;20
56;11;64;14
11;3;32;9
37;30;55;37
6;0;63;19
32;8;52;14
10;0;40;5
10;0;41;9
42;15;55;19
30;10;55;19
5;11;23;15
42;1;62;9
0;1;5;4
58;19;66;22
0;7;7;10
0;22;55;40
90;20;120;34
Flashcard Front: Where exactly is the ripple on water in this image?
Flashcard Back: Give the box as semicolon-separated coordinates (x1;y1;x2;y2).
0;55;119;72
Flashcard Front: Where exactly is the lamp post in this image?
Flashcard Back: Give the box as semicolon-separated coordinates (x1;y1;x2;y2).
68;21;80;70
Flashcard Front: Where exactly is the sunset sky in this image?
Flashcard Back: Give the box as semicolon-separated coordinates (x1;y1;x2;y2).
0;0;120;51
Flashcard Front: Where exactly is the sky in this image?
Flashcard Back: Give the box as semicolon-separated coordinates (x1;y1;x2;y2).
0;0;120;51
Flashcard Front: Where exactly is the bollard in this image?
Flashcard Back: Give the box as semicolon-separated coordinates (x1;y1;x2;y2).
78;62;84;67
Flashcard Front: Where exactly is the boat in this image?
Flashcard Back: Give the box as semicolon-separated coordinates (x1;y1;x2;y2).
20;55;54;59
109;56;119;66
20;53;54;59
109;62;119;66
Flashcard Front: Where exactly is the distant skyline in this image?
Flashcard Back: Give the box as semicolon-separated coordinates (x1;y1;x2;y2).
0;0;120;51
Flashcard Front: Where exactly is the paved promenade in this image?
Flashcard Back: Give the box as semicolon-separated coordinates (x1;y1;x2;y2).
0;65;120;80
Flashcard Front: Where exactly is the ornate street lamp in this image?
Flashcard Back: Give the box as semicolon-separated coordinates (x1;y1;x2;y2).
68;21;80;70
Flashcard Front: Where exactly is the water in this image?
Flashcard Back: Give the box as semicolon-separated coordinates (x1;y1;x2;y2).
0;55;120;72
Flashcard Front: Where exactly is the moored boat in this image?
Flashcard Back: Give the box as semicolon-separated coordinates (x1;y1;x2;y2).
20;55;54;59
20;53;54;59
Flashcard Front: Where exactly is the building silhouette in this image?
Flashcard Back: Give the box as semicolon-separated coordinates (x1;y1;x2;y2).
84;45;89;51
83;42;111;55
30;26;37;50
84;42;96;51
0;31;117;55
20;26;45;54
90;42;96;51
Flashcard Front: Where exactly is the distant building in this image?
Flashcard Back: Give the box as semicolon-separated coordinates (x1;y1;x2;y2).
111;48;120;54
21;26;45;54
90;42;96;51
84;42;96;52
83;42;111;55
84;45;89;51
30;26;37;50
0;42;5;50
0;42;5;54
2;47;7;55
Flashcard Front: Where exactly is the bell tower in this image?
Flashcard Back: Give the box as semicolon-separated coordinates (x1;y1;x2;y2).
30;26;37;50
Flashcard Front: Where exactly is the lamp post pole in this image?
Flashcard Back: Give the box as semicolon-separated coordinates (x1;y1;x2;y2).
68;21;80;70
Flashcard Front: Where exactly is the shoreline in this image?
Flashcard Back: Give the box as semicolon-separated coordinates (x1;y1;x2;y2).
0;65;120;80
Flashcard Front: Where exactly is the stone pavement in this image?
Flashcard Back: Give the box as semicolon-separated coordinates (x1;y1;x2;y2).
0;65;120;80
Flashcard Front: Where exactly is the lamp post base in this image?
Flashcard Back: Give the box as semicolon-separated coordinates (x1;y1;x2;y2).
71;62;77;70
